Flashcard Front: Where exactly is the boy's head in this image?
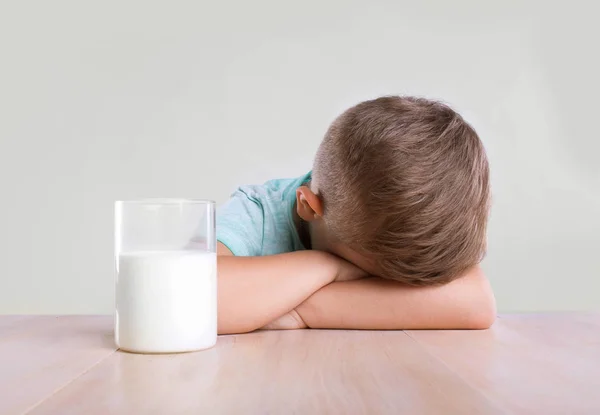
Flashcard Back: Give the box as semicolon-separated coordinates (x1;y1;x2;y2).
296;96;490;286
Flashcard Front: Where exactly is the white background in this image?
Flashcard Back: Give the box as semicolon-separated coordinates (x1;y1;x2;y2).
1;1;598;313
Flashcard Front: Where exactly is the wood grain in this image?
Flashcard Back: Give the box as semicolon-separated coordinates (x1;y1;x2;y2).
406;313;600;414
1;314;598;414
0;315;34;330
0;316;115;415
27;329;501;415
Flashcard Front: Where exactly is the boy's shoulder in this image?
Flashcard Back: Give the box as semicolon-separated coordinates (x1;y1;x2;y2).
258;172;312;196
234;172;312;205
217;172;311;257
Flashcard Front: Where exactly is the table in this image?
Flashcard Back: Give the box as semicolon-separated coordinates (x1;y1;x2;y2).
1;314;599;414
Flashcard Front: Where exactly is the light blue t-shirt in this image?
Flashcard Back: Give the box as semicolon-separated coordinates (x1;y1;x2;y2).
217;172;311;256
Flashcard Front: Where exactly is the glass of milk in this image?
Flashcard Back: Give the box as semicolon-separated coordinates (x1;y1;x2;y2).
114;199;217;354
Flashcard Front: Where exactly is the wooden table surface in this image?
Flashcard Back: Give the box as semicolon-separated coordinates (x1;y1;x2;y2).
1;314;599;415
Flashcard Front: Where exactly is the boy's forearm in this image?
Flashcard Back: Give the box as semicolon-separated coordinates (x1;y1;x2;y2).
217;251;337;334
295;266;496;330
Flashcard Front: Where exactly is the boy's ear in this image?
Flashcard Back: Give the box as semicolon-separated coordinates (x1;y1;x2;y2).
296;186;323;222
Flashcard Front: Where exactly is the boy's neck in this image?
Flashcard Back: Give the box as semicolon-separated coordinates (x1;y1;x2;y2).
292;202;312;250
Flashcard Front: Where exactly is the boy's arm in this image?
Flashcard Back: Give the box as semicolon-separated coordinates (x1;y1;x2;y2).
216;243;363;334
293;266;496;330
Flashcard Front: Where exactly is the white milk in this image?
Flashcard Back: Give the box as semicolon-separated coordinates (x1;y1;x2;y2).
115;251;217;353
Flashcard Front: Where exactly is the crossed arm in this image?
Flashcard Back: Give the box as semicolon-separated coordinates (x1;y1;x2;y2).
217;243;496;334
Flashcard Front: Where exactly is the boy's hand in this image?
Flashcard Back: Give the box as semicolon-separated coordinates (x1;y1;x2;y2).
260;253;365;331
262;309;308;330
217;244;365;334
331;254;368;282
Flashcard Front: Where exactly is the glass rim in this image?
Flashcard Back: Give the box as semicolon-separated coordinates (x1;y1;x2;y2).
115;199;215;205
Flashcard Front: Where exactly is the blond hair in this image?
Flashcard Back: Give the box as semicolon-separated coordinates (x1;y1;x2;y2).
313;96;490;285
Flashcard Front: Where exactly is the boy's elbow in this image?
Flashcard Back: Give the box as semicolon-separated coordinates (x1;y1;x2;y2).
465;269;497;329
466;301;497;329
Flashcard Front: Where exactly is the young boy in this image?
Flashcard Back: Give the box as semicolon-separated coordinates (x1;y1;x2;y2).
216;96;495;334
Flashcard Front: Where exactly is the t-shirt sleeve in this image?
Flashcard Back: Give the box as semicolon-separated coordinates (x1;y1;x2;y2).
216;189;265;256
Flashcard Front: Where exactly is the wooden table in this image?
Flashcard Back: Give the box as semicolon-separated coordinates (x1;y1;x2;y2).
1;314;599;414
